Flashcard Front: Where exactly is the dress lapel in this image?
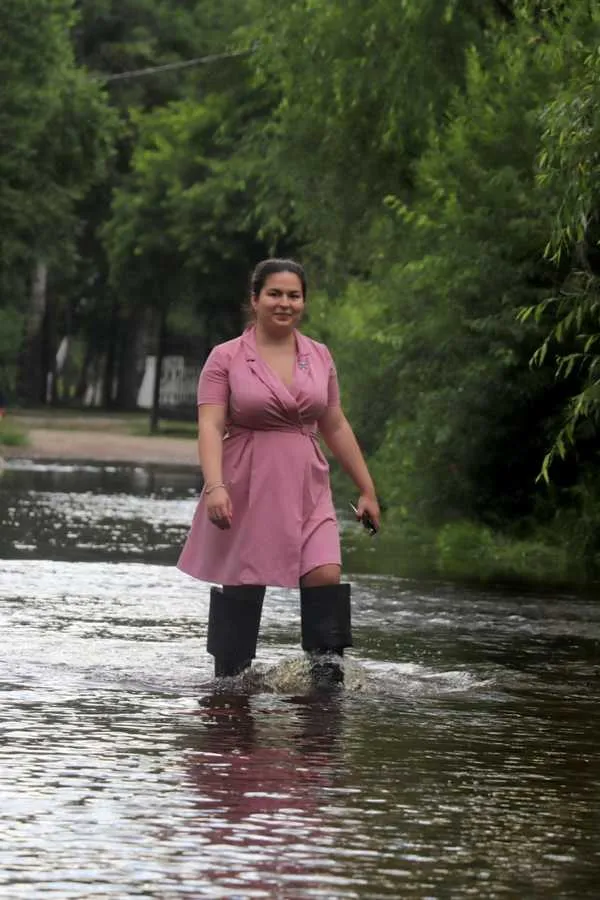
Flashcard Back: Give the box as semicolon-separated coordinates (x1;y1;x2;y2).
241;326;300;420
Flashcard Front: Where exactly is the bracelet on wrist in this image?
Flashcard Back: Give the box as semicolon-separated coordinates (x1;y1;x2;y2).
204;481;226;496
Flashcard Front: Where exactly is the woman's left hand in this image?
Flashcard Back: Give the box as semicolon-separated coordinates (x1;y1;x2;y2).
355;493;381;533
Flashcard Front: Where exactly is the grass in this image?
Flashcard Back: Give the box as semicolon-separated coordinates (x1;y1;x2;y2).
342;515;580;588
9;408;197;438
0;417;29;447
127;418;197;438
433;520;570;585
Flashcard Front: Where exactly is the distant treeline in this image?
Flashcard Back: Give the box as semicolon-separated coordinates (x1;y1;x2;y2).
2;1;600;570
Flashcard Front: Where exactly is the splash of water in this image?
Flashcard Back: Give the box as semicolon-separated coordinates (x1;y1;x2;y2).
196;653;372;697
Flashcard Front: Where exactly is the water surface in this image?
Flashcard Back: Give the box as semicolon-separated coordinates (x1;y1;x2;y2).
1;460;599;898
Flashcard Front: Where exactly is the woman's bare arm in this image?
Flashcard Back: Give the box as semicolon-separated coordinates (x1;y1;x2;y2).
198;404;232;529
318;406;380;528
198;404;226;481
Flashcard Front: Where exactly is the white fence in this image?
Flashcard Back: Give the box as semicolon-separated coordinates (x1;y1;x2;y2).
137;356;201;409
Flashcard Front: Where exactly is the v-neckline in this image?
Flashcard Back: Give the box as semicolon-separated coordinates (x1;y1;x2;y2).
261;357;296;394
254;332;298;394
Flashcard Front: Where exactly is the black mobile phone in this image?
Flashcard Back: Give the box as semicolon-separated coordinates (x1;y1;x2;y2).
350;502;378;536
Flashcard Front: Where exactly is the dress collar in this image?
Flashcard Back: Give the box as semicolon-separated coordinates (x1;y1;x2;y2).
241;324;310;362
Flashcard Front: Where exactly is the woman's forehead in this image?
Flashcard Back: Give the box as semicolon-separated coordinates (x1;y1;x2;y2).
262;271;303;292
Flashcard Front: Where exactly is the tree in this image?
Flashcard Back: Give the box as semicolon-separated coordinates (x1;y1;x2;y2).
239;0;523;280
520;5;600;480
105;94;272;431
305;3;575;530
0;0;116;402
65;0;260;410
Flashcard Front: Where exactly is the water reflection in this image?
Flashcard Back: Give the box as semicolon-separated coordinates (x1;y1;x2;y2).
177;691;359;897
185;691;342;818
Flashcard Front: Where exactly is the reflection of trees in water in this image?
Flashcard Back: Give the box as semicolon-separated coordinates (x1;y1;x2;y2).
0;464;197;564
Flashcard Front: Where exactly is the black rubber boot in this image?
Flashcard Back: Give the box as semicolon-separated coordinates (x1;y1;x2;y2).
207;585;265;678
300;583;352;689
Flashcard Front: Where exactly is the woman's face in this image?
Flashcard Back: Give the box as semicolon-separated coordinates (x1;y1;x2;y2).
251;271;305;334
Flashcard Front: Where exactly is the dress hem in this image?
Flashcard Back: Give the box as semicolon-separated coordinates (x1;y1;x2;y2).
176;562;303;589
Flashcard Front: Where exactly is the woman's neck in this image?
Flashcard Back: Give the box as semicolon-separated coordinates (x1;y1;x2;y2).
254;323;296;349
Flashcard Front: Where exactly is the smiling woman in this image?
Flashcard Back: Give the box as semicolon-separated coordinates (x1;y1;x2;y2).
250;265;306;387
177;258;381;686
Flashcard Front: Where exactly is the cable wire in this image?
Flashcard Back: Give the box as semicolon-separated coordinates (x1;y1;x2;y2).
100;48;252;83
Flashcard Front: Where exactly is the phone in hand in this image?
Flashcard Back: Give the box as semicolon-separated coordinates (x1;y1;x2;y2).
350;502;378;536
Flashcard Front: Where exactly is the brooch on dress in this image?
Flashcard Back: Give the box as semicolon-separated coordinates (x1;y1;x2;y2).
298;354;310;371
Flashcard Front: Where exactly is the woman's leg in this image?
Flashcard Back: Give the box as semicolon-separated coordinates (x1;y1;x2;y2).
299;564;341;588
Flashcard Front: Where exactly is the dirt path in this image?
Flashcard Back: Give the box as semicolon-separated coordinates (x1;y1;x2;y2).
2;428;198;468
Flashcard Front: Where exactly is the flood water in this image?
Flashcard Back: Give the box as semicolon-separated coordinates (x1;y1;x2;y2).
1;459;599;899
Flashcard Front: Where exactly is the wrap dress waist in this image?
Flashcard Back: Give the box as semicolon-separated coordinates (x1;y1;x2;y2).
225;422;318;440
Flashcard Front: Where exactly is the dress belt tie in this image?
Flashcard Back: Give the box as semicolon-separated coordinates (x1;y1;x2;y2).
226;423;317;439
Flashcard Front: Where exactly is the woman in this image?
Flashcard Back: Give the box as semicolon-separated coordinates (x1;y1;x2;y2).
178;258;380;685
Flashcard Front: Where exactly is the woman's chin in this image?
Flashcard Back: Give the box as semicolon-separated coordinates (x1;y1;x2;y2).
269;317;296;331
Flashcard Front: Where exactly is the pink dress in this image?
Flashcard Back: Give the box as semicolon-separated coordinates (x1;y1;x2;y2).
177;326;342;587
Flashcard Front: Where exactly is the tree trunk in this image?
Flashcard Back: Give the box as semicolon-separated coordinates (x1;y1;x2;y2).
75;341;93;402
18;258;48;405
102;296;119;408
43;291;58;405
115;311;146;410
149;310;167;435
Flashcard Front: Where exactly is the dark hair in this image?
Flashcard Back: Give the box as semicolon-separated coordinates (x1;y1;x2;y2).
250;258;307;300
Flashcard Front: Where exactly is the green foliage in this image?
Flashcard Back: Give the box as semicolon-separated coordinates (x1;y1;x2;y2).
0;0;116;271
342;515;570;585
550;467;600;572
0;0;117;411
309;12;564;528
75;0;249;108
305;2;600;568
0;308;25;396
81;0;267;392
435;520;568;583
128;418;196;438
240;0;497;275
104;91;269;335
519;6;600;480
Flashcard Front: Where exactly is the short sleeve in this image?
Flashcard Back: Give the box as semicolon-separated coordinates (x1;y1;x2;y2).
197;346;230;406
326;349;341;407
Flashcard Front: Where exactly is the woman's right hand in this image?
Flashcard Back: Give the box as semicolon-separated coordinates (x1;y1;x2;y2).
205;485;233;530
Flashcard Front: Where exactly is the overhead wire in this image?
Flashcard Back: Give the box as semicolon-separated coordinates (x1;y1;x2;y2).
100;48;252;82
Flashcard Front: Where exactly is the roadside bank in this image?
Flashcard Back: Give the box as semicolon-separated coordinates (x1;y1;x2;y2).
0;412;197;468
